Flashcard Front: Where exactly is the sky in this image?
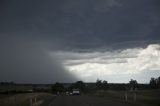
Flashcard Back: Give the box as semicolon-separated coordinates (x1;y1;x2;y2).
0;0;160;83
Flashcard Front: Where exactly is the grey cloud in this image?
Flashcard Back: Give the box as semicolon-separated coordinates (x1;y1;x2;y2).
94;0;122;12
53;46;140;66
0;0;160;50
55;48;138;67
61;44;160;83
0;37;76;83
0;0;160;83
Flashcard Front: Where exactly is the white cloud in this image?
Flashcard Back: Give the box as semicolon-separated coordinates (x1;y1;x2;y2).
51;44;160;83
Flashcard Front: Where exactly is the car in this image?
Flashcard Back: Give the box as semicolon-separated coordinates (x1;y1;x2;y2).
66;91;69;96
72;89;80;95
69;92;73;96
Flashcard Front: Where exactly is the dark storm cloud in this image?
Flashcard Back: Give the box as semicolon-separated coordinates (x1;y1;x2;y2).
0;0;160;50
0;37;76;83
0;0;160;83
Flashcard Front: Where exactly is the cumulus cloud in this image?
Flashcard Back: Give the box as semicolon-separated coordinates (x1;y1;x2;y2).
52;44;160;83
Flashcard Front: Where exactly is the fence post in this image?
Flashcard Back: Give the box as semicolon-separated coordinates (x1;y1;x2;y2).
125;91;128;102
35;97;37;104
30;96;32;106
134;88;137;102
134;92;136;102
14;95;17;105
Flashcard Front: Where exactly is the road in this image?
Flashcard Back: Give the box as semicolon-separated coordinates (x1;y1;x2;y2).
47;95;136;106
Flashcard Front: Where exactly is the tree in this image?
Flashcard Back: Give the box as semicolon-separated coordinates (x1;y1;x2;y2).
157;77;160;88
51;82;64;93
129;79;138;90
150;77;158;88
102;80;109;90
96;79;102;89
95;79;109;90
70;81;86;92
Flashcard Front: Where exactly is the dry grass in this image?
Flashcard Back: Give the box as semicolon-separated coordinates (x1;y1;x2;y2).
92;89;160;106
0;93;52;106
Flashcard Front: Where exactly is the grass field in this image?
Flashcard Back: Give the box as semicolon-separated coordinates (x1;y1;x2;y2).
0;85;33;92
91;89;160;106
0;93;53;106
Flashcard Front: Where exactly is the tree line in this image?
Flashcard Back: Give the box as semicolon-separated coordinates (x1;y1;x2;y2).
51;77;160;94
0;76;159;94
150;77;160;88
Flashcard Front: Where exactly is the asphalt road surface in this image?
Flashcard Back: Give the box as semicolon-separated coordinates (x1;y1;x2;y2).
48;95;136;106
